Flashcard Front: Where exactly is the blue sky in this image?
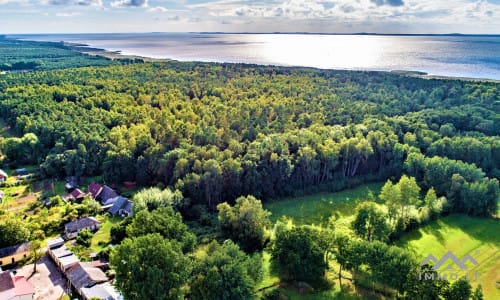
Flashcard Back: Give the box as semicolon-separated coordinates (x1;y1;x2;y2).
1;0;499;33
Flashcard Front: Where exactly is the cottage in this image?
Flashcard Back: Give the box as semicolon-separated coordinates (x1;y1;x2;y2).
0;169;8;183
80;282;123;300
88;182;103;199
0;242;30;267
64;217;101;240
0;271;35;300
69;188;88;202
108;197;133;217
98;186;118;205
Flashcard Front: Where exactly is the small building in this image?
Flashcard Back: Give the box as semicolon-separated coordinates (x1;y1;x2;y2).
0;242;30;267
81;282;123;300
46;237;65;250
0;169;8;183
65;176;79;192
64;217;101;240
66;263;108;299
0;271;35;300
69;188;88;202
88;182;103;199
108;197;133;217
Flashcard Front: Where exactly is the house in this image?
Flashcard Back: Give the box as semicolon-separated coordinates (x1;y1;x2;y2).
69;188;88;202
0;169;8;183
66;263;108;299
0;271;35;300
88;182;103;199
47;242;80;272
0;242;30;267
65;176;79;192
108;197;133;217
98;186;118;205
101;195;120;207
64;217;101;240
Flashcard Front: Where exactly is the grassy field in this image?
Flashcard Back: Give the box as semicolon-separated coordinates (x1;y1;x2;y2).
91;215;121;252
397;214;500;299
264;183;384;226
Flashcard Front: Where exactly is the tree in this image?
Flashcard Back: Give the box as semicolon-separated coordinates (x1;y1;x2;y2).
110;233;192;300
126;207;196;253
0;218;30;248
472;284;483;300
132;187;184;213
271;224;327;282
443;278;472;300
352;202;390;242
217;195;271;252
29;240;43;273
190;240;262;300
76;229;93;247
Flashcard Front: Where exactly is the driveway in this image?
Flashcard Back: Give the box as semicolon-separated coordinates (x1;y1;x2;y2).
16;254;69;300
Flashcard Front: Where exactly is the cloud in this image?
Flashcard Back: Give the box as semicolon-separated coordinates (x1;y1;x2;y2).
45;0;101;6
371;0;404;6
56;11;81;16
111;0;148;8
148;6;167;12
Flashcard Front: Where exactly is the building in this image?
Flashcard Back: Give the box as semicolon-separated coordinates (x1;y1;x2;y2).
108;197;133;217
69;188;88;202
0;169;8;183
81;282;123;300
0;271;35;300
0;242;30;267
88;182;103;199
64;217;101;240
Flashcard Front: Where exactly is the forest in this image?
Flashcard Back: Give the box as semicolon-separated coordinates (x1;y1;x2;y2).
0;38;498;299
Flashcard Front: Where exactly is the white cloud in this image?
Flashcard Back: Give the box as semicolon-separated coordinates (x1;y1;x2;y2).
111;0;148;8
148;6;167;12
56;11;81;16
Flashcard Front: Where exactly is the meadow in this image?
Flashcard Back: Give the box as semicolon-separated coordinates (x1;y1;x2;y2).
397;214;500;299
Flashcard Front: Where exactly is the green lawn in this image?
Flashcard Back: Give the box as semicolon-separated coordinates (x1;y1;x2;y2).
264;183;383;226
91;215;121;252
397;214;500;300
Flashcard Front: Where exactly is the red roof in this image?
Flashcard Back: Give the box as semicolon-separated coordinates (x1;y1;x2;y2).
13;276;35;296
88;182;103;198
70;188;86;199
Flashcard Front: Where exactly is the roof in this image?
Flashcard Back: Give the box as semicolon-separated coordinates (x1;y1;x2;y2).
109;197;133;216
58;254;80;270
102;195;120;206
70;188;87;199
81;282;122;300
0;271;14;292
0;272;34;297
89;182;103;198
67;263;108;291
0;242;30;258
50;245;73;258
47;237;65;249
65;217;100;233
13;276;35;296
99;186;118;203
0;169;8;178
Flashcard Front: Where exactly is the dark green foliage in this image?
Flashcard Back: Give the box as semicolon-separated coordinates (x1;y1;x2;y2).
443;278;472;300
126;207;196;253
110;217;132;244
190;240;262;300
271;223;327;282
110;233;192;300
75;229;93;247
0;218;30;248
217;195;271;252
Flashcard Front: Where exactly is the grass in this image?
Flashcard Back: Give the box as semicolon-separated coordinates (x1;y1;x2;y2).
264;182;383;226
397;214;500;300
90;215;121;252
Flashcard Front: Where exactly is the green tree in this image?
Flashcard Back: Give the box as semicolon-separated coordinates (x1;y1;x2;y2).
110;233;191;300
443;278;472;300
352;202;390;242
0;218;30;248
217;195;271;252
132;187;184;213
29;240;43;273
126;207;196;253
190;240;262;300
271;223;327;282
76;229;93;247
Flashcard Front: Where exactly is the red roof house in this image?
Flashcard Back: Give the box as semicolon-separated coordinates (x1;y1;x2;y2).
0;271;35;300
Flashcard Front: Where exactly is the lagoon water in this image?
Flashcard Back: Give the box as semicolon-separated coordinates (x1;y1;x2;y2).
10;33;500;80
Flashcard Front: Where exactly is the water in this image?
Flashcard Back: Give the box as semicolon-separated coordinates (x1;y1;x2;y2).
8;33;500;80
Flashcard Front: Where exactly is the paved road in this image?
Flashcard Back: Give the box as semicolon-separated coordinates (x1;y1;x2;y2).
17;254;69;300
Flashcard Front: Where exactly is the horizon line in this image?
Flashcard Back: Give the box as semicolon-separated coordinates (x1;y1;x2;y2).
3;32;500;36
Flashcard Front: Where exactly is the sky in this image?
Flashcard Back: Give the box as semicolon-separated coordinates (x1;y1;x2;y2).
1;0;500;34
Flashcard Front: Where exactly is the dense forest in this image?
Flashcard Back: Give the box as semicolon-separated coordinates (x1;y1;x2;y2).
0;38;498;299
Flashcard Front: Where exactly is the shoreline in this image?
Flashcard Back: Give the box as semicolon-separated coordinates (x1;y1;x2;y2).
14;38;500;83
